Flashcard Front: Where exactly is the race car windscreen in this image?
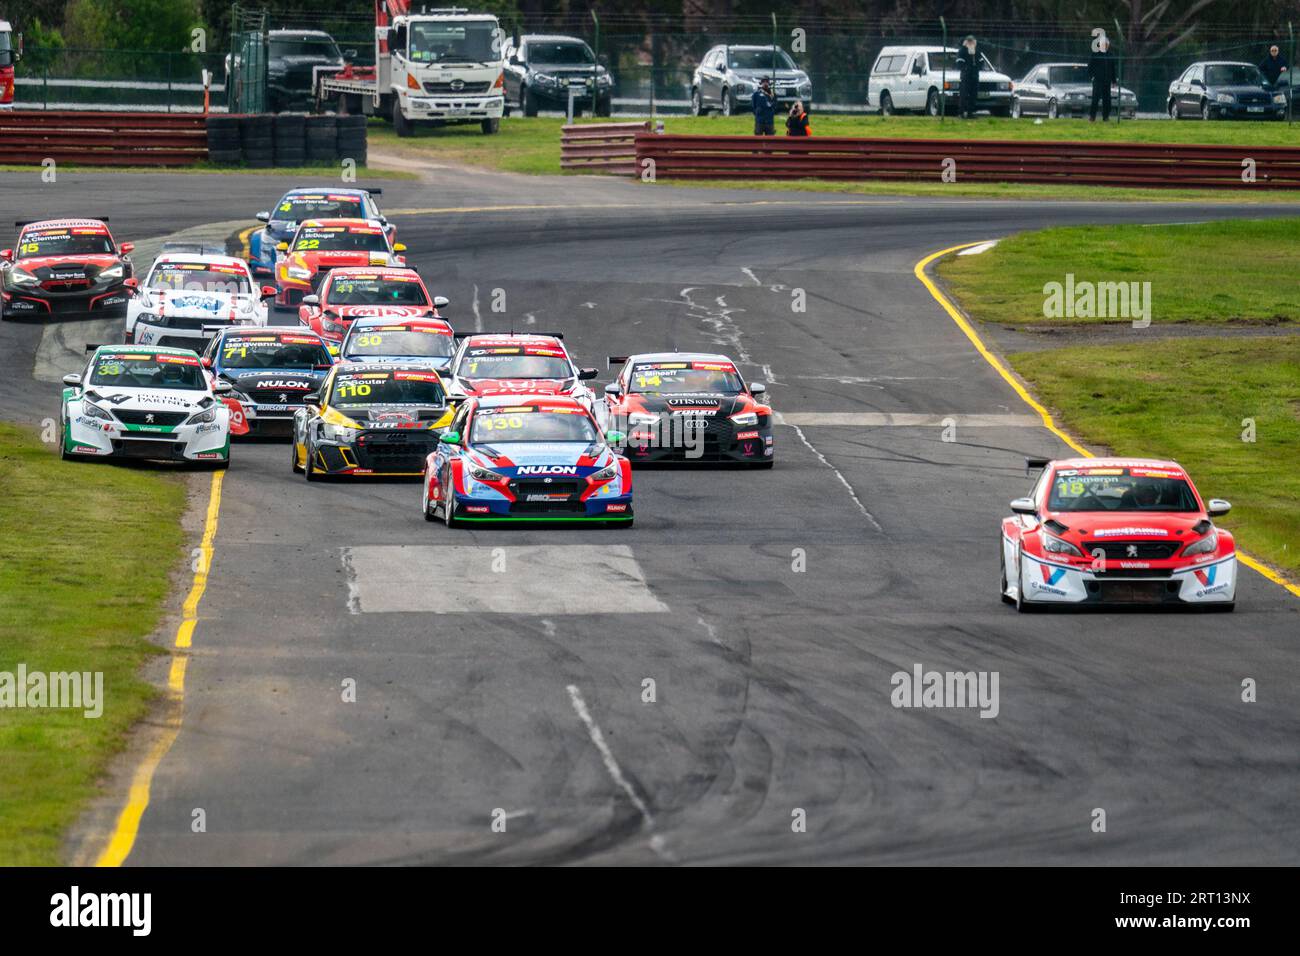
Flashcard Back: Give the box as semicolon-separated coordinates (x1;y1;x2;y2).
325;276;428;306
89;352;206;390
408;21;499;64
329;370;445;408
458;348;572;380
343;327;453;359
148;263;251;295
1049;469;1199;513
17;228;115;258
470;408;598;444
293;226;388;253
628;362;744;395
220;333;333;369
728;49;795;70
274;194;366;221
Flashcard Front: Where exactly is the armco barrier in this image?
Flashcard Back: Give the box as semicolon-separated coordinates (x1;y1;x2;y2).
560;121;649;176
633;134;1300;189
0;110;207;166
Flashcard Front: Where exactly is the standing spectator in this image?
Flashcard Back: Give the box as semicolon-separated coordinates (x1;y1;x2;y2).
1260;44;1289;86
751;78;777;135
955;36;980;118
786;100;811;136
1088;35;1116;122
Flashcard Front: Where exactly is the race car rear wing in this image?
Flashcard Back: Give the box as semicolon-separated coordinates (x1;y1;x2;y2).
84;343;104;352
606;355;629;368
1025;456;1051;475
17;218;109;227
452;331;565;340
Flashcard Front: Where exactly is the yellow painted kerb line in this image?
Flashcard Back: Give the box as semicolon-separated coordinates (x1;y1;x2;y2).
236;225;257;260
95;471;225;867
915;241;1300;601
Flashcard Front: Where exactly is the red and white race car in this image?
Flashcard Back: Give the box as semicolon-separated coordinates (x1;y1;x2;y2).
298;266;446;346
1001;457;1237;611
442;332;600;413
272;218;406;310
1;218;135;319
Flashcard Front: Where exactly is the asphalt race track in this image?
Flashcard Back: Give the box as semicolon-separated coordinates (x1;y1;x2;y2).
4;168;1298;865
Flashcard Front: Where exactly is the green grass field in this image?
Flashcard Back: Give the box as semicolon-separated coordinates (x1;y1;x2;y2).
1010;338;1300;575
0;423;187;864
940;219;1300;326
368;114;1300;201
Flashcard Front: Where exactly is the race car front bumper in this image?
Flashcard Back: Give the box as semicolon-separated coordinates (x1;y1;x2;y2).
4;283;131;319
308;429;440;476
1019;551;1237;606
64;410;230;463
622;416;774;464
131;317;254;351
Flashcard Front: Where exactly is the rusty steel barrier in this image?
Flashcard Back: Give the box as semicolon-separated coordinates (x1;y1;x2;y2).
633;133;1300;189
0;110;208;166
560;121;649;177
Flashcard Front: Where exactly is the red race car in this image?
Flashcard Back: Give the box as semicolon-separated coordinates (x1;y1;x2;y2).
1;218;135;320
298;266;447;346
1001;457;1237;611
273;218;406;311
442;332;600;412
603;352;774;466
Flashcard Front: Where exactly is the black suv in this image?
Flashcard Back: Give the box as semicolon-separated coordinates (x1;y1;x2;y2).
267;30;350;113
502;34;613;116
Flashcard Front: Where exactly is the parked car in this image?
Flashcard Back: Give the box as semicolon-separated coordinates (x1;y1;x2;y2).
1167;61;1286;120
266;30;349;113
867;45;1013;116
690;44;811;116
502;34;612;116
1011;63;1137;119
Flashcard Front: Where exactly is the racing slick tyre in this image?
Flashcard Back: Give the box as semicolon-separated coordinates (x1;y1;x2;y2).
691;88;705;115
443;492;459;527
721;87;735;116
927;89;941;116
1000;543;1014;605
481;118;500;134
424;496;438;521
291;438;303;474
393;100;414;137
522;86;539;117
1013;545;1037;614
306;116;338;160
303;438;321;481
879;91;894;116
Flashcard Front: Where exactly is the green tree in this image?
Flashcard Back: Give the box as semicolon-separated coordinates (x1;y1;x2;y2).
63;0;203;52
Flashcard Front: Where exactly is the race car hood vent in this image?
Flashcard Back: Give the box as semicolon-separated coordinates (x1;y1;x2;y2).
1043;518;1069;535
349;404;446;423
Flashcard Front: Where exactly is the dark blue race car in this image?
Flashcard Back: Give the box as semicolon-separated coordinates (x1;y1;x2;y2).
249;187;387;278
200;326;335;438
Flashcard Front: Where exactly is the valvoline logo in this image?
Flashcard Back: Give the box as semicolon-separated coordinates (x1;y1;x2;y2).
1194;566;1217;587
1040;565;1067;586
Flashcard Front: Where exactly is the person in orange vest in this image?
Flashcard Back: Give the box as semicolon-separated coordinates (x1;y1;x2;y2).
786;100;811;136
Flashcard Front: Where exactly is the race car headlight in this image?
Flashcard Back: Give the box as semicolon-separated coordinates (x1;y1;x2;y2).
1216;93;1234;103
729;411;759;427
82;401;113;421
186;406;217;425
98;264;124;282
320;316;345;334
286;265;312;280
469;465;505;483
1182;531;1218;556
8;267;39;287
1041;532;1084;557
321;422;358;442
590;463;617;482
626;412;660;426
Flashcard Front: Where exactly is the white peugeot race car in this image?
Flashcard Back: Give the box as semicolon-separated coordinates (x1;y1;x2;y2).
60;345;233;466
125;253;273;350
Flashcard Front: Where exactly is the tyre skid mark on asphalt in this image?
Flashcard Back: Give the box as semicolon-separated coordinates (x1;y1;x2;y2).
95;471;225;867
916;241;1300;601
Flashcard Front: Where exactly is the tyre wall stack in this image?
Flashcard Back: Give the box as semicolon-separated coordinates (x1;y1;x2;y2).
206;114;368;168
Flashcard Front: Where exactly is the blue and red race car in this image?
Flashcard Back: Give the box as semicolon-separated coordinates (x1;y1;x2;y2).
1000;457;1237;611
421;393;632;526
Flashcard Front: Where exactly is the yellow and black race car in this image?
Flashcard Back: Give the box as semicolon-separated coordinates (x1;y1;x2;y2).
290;362;452;479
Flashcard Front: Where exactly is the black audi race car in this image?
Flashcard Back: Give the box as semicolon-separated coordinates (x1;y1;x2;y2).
603;352;774;466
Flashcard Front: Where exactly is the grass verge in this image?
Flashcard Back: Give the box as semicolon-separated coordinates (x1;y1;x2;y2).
368;115;1300;202
0;423;188;864
939;219;1300;326
1008;338;1300;575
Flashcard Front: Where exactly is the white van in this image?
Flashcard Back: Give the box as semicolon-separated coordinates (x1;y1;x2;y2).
867;45;1013;116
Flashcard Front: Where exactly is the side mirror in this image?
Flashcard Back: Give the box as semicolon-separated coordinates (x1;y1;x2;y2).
123;277;139;295
1207;499;1231;517
0;249;12;262
200;356;213;368
303;392;321;406
1010;497;1037;516
213;381;233;395
433;295;449;308
62;373;82;387
260;285;277;298
605;430;626;444
750;382;767;395
256;211;270;223
119;242;135;255
439;430;460;445
604;382;622;396
301;294;320;306
276;241;289;252
578;367;598;380
393;242;407;252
